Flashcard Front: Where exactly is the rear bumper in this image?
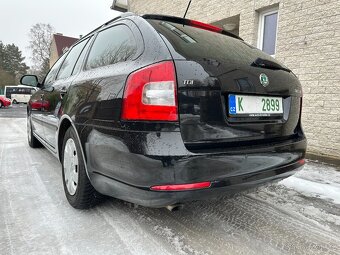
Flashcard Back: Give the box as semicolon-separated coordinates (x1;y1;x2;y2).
90;159;304;207
85;129;306;207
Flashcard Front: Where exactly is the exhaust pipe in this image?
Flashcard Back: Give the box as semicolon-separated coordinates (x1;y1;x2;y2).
165;204;184;212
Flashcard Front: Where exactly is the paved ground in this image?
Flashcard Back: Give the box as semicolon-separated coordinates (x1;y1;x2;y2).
0;104;27;118
0;109;340;254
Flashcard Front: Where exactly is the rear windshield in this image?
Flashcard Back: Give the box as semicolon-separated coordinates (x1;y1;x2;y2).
147;19;281;68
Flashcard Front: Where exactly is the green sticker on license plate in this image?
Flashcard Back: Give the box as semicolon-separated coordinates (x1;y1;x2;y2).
229;94;283;116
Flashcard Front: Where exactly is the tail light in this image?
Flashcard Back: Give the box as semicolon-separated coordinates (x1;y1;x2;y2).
121;61;178;121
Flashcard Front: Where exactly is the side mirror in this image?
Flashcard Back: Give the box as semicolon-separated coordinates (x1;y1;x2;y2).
20;75;39;87
111;0;128;12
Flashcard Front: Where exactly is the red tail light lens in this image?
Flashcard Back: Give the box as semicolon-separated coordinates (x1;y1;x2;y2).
121;61;178;121
188;20;222;33
150;181;211;191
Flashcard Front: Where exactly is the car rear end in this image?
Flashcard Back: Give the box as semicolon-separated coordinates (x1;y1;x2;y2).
0;96;11;107
88;15;306;208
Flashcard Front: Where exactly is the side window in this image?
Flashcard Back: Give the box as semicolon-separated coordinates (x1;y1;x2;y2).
44;54;67;86
258;9;279;56
57;39;89;80
72;37;92;75
85;25;137;70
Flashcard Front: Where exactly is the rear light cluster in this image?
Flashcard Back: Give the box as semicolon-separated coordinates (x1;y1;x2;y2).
121;61;178;121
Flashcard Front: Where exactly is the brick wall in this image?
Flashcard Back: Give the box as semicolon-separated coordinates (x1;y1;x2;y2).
129;0;340;158
49;39;58;68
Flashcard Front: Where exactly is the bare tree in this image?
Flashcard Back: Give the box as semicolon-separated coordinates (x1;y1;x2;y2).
28;23;55;80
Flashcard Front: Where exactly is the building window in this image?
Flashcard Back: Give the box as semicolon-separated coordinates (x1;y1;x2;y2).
258;9;279;56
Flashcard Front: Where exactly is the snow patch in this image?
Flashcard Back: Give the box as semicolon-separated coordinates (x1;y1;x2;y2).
280;167;340;205
153;225;201;255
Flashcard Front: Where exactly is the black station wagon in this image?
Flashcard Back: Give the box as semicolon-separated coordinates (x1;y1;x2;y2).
21;13;306;209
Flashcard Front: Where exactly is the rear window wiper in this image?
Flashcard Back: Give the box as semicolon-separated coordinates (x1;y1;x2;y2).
252;58;291;73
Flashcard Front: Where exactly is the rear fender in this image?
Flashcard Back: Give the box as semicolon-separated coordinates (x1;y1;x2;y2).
57;115;90;179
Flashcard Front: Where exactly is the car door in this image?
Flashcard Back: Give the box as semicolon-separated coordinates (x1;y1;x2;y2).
30;55;66;142
42;38;91;148
29;88;46;138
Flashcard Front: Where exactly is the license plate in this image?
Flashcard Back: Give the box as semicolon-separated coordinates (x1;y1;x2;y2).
229;94;283;116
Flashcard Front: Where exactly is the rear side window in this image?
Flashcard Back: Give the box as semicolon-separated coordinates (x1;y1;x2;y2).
85;25;137;70
72;37;92;75
57;38;89;80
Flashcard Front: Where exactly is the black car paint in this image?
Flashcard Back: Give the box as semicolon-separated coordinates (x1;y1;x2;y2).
148;19;302;146
27;14;306;207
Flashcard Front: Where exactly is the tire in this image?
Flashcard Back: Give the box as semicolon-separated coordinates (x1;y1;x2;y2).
0;101;2;108
61;126;102;209
27;115;42;148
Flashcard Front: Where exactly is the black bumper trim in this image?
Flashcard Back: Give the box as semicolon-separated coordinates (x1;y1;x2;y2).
90;159;304;207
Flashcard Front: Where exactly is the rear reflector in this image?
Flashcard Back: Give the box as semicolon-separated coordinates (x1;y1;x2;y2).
150;181;211;191
121;61;178;121
298;159;305;165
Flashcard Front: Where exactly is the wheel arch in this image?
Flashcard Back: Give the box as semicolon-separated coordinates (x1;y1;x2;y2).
57;116;88;174
57;117;72;162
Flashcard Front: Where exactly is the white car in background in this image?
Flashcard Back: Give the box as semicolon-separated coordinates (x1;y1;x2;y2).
4;85;38;104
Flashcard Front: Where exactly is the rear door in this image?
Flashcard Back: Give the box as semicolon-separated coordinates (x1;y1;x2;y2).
147;19;303;149
42;38;91;148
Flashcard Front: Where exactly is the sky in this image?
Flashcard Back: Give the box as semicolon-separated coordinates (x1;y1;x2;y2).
0;0;120;67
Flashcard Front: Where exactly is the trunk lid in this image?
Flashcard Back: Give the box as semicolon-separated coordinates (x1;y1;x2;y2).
147;18;303;150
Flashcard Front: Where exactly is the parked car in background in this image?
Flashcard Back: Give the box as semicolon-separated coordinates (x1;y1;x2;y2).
0;95;11;108
4;85;38;104
21;13;306;210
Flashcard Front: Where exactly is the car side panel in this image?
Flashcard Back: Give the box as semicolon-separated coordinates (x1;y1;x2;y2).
58;17;174;169
43;77;75;150
29;89;47;140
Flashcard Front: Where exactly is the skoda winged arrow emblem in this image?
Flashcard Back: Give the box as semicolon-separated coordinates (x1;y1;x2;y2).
259;73;269;87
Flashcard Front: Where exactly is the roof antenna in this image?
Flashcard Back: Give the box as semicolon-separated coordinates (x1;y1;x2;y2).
183;0;192;19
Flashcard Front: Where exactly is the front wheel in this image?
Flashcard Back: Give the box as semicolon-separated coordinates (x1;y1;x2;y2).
62;127;102;209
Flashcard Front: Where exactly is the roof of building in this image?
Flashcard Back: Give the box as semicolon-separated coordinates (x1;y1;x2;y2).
52;34;78;56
